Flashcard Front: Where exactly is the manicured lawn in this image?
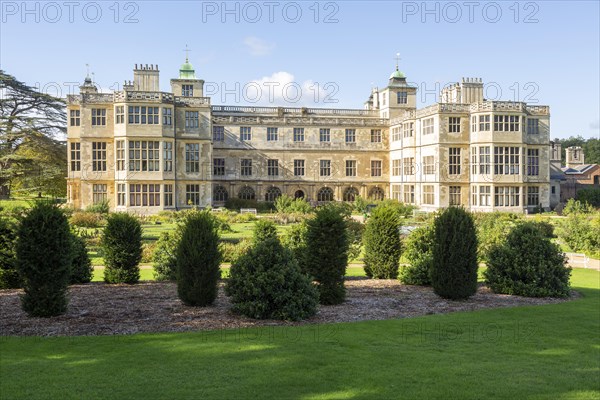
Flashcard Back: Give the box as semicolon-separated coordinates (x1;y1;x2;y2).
141;223;177;241
1;269;598;399
0;199;32;211
92;267;155;282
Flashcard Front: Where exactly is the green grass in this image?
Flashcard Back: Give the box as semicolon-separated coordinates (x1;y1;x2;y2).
140;223;177;242
92;267;155;282
0;199;34;211
1;269;598;399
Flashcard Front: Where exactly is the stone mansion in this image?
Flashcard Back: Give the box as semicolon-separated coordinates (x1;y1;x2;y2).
66;59;551;214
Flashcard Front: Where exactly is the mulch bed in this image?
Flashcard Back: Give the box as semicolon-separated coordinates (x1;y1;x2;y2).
0;279;576;337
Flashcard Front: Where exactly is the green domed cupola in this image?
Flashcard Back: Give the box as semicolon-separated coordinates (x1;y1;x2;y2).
389;68;405;79
179;57;196;79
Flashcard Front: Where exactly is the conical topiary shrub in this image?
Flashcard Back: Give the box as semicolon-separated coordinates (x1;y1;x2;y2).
101;213;142;284
363;205;402;279
305;206;349;304
16;202;72;317
431;207;478;300
176;211;221;306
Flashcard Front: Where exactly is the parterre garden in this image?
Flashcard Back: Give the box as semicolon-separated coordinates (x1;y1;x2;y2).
0;196;599;399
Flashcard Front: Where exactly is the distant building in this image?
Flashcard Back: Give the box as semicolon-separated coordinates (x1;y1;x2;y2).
560;146;600;202
66;58;552;214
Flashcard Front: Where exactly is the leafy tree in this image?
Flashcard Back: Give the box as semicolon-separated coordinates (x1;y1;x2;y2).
485;222;571;297
0;71;67;198
556;212;600;256
431;207;478;300
583;138;600;165
399;223;435;286
562;199;594;216
305;206;349;304
86;200;110;214
101;213;142;284
226;238;318;320
576;188;600;208
176;211;221;306
557;135;585;165
363;205;402;279
353;195;368;214
554;136;600;165
376;199;416;219
0;216;20;288
274;194;294;213
16;202;72;316
9;140;67;197
474;212;522;262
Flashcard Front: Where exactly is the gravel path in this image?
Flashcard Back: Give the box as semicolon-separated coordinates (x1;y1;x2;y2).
0;279;575;337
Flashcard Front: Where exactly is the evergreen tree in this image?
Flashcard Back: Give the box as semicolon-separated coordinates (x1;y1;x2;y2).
431;207;478;300
485;222;571;297
0;216;20;289
305;206;349;304
69;234;93;284
363;205;402;279
399;223;434;286
176;211;221;306
0;71;67;198
16;202;72;316
101;213;142;284
252;219;278;244
226;238;318;320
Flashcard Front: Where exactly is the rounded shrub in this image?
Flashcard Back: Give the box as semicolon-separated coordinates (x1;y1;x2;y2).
0;216;21;289
563;199;594;216
363;205;402;279
176;211;221;306
69;234;93;284
226;238;318;321
70;211;104;228
474;212;521;262
399;223;434;286
252;219;278;244
16;202;72;317
485;222;571;297
530;219;555;238
305;206;349;304
431;207;478;300
219;239;252;264
101;213;142;284
556;213;600;255
281;221;308;271
152;231;178;281
346;219;365;262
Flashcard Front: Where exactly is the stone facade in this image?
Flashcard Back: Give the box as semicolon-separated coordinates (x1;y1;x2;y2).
66;62;551;214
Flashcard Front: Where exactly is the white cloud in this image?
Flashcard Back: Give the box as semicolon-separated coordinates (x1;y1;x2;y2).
243;36;275;56
245;71;335;106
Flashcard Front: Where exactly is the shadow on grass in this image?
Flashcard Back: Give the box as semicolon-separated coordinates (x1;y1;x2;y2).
1;271;599;400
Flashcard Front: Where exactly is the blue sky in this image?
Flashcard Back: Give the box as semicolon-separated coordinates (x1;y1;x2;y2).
1;0;599;139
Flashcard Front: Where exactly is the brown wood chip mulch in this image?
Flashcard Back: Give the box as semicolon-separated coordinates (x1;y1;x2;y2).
0;279;576;337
